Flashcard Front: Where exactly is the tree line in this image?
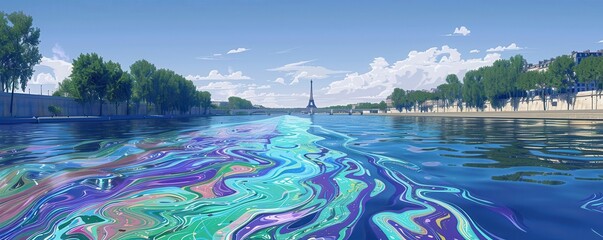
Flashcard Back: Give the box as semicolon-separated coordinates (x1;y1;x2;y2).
55;55;212;115
325;101;387;111
0;11;42;116
1;11;212;117
390;54;603;112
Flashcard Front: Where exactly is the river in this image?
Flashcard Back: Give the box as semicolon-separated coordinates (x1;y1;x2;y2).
1;115;602;239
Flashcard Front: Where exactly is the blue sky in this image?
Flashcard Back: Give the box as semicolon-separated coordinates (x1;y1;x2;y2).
3;0;603;107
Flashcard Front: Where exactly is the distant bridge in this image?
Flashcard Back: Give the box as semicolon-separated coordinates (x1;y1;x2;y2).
227;108;373;115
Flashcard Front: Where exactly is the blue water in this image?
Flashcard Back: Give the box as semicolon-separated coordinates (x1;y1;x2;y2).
1;115;602;239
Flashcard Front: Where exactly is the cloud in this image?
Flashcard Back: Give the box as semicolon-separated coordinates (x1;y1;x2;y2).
446;26;471;36
196;81;295;107
599;40;603;43
29;57;73;87
324;45;501;104
227;47;250;54
196;56;226;61
186;70;251;81
250;84;271;90
52;44;70;61
274;77;285;84
470;49;480;54
197;48;248;60
275;47;300;54
268;60;348;85
486;43;523;52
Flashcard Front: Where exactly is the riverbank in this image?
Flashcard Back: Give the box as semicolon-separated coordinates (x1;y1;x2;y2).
379;110;603;120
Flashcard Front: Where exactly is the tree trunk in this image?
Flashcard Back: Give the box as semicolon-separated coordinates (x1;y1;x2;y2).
597;86;600;110
542;91;546;111
592;89;595;110
9;82;15;117
567;92;570;110
126;99;130;115
99;99;103;116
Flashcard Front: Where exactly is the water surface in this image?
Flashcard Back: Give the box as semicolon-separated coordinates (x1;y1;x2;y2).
1;115;602;239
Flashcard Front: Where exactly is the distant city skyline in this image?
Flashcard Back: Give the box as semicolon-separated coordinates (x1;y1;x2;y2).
2;0;603;107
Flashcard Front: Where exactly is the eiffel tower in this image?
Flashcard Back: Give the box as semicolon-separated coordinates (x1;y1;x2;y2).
306;80;317;113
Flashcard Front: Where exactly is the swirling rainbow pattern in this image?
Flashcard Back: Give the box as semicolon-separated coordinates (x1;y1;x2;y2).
0;116;515;239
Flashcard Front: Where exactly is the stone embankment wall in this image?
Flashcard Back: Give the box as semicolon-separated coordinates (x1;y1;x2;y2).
390;91;603;113
0;92;206;117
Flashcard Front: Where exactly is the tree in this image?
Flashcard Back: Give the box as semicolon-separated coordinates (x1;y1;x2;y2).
438;74;463;111
508;55;527;110
228;96;253;109
575;56;603;109
0;12;42;116
378;100;387;112
130;59;156;114
53;78;80;98
390;88;407;112
105;61;124;115
196;91;212;114
548;55;576;109
108;71;133;115
70;53;108;115
176;76;196;114
462;69;486;111
48;105;61;117
518;70;550;110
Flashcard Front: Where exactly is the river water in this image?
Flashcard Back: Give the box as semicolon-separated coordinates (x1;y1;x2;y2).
1;115;602;239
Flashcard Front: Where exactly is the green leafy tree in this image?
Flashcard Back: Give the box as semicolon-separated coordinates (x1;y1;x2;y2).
0;11;42;116
176;76;197;114
196;91;212;114
548;55;576;109
378;100;387;111
405;90;432;112
48;105;61;116
390;88;407;112
105;61;124;115
518;70;550;110
228;96;253;109
575;56;603;109
70;53;109;115
438;74;463;111
108;71;134;115
130;59;156;114
53;78;80;98
462;69;486;111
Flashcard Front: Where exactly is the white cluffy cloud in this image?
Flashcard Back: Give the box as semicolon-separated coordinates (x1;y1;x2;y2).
598;40;603;43
324;45;501;103
268;60;348;85
29;43;73;89
227;47;250;54
447;26;471;36
274;77;285;84
198;47;250;60
197;81;300;108
186;70;251;81
486;43;524;52
52;44;70;61
470;49;480;54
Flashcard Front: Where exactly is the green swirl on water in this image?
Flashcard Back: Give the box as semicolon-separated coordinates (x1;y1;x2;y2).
0;116;504;239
